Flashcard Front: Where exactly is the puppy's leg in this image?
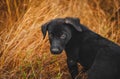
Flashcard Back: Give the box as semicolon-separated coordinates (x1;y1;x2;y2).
67;58;78;79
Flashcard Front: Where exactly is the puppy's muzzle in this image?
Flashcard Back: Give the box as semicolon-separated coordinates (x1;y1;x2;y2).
50;47;62;54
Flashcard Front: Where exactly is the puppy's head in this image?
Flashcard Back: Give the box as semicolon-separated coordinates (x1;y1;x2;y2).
41;17;82;54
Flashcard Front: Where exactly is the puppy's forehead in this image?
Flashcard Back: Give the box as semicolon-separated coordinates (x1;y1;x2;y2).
48;19;66;32
50;19;64;26
51;18;65;23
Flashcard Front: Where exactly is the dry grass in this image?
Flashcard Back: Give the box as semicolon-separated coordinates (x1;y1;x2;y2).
0;0;120;79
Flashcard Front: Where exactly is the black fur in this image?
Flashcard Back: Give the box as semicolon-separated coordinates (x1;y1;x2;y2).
41;17;120;79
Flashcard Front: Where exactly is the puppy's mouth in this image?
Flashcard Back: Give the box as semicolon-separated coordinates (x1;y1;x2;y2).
50;47;63;54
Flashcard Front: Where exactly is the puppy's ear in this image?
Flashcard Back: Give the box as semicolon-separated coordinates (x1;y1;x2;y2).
41;22;49;39
65;17;82;32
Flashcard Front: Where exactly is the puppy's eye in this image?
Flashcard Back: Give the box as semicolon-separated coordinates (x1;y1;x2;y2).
60;34;66;39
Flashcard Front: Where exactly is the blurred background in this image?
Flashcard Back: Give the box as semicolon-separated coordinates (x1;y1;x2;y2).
0;0;120;79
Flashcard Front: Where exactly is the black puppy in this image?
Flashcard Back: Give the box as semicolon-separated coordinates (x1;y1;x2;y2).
41;17;120;79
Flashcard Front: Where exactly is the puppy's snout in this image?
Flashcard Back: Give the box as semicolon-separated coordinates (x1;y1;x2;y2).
51;48;59;53
50;47;62;54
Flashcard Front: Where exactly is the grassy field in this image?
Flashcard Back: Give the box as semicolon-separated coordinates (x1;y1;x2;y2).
0;0;120;79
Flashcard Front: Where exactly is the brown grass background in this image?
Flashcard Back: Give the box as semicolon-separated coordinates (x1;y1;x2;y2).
0;0;120;79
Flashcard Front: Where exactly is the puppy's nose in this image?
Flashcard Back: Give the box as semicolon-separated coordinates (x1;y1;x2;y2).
51;48;60;53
